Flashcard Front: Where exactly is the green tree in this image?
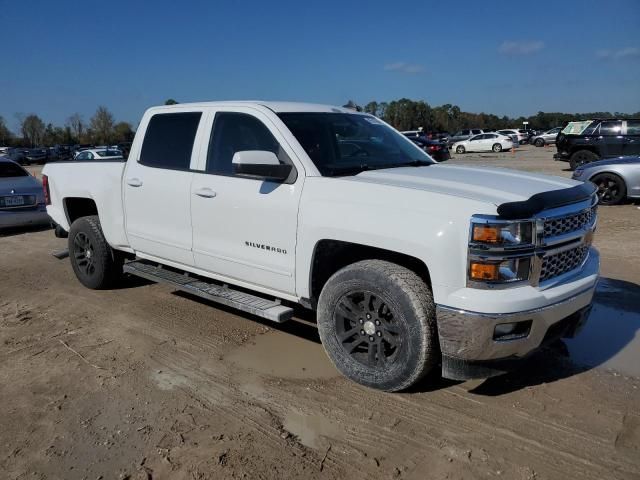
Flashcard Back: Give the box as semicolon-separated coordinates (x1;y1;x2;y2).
21;114;46;147
165;98;179;105
113;121;135;143
66;113;85;143
90;106;115;144
0;115;12;146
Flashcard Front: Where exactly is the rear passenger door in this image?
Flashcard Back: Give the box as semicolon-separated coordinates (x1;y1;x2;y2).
597;120;624;157
623;120;640;156
124;109;207;266
190;107;303;296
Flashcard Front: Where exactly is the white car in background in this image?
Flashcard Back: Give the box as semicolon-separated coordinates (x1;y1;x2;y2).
452;133;513;154
74;148;124;161
498;129;528;144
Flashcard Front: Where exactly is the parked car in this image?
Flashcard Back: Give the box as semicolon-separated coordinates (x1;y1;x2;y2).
0;157;49;229
25;148;49;164
448;128;485;146
572;156;640;205
498;129;528;145
555;119;640;170
4;148;31;165
0;147;10;154
43;101;598;391
452;133;513;153
74;148;124;160
530;127;562;147
408;137;451;162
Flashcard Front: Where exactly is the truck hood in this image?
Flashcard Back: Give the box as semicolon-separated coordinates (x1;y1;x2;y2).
346;164;579;206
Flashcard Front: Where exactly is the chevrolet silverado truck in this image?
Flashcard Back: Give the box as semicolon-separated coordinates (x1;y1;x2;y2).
42;102;599;391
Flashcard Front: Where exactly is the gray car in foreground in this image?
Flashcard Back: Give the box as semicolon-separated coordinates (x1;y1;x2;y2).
572;156;640;205
0;157;50;229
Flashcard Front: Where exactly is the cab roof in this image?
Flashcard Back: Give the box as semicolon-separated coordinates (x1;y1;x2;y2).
152;101;356;114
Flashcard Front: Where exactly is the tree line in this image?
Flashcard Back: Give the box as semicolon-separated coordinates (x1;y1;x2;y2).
0;106;135;148
2;98;638;148
344;99;640;133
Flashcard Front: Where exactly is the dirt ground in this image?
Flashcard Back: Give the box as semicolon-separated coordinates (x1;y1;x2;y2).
1;147;639;480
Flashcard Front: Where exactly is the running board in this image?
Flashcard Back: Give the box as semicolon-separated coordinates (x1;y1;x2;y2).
123;260;293;323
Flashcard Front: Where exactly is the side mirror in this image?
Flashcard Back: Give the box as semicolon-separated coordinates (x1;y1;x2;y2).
232;150;293;182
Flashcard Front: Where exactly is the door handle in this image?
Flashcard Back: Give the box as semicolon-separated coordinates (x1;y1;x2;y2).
194;187;217;198
126;178;143;187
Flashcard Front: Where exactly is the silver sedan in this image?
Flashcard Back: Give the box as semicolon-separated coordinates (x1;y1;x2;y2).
0;157;50;229
572;156;640;205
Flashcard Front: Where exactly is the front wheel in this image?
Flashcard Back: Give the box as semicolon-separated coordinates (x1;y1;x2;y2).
535;138;545;147
317;260;438;392
455;145;466;154
492;143;503;152
68;215;123;289
592;173;627;205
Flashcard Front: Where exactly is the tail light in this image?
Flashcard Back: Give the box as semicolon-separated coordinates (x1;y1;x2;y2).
42;174;51;205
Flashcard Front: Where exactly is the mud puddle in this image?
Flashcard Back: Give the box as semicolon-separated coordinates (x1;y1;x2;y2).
225;329;339;380
565;278;640;377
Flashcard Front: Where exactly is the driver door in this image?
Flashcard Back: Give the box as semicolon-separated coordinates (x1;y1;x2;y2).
190;107;303;296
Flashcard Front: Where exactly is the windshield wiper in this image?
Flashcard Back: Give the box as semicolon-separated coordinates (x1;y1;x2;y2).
327;160;432;177
375;159;433;169
326;164;373;176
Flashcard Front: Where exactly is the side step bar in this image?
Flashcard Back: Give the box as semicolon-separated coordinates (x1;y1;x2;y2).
123;260;293;323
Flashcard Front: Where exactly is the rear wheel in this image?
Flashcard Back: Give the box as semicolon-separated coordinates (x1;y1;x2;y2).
68;215;123;289
455;145;466;154
492;143;503;152
317;260;438;392
535;138;545;147
569;150;598;170
592;173;626;205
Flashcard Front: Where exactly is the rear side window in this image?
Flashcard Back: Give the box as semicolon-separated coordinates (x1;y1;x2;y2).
206;112;282;175
0;162;28;177
140;112;202;169
472;129;482;135
598;120;622;136
626;120;640;135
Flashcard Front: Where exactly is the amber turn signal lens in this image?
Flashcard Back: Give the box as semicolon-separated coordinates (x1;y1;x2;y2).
470;262;500;281
472;225;500;243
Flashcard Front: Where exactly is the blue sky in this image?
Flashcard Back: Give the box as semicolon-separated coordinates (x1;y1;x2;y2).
1;0;639;129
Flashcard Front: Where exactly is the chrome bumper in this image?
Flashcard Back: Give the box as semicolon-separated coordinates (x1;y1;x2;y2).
436;284;595;365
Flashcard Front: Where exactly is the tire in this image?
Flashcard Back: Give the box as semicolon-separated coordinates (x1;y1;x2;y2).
591;173;627;205
492;143;502;153
317;260;438;392
569;150;598;170
534;138;545;147
68;215;123;289
455;145;465;154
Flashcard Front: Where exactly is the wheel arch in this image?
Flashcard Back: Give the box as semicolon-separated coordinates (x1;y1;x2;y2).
308;239;432;309
63;197;99;226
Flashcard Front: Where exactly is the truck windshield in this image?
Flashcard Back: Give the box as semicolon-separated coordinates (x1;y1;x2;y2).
278;113;435;176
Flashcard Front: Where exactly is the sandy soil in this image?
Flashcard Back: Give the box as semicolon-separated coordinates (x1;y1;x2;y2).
1;148;638;480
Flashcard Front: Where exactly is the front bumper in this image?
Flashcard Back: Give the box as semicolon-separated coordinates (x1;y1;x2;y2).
436;249;598;380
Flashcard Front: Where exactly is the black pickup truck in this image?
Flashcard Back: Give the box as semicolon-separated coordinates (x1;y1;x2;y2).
555;119;640;170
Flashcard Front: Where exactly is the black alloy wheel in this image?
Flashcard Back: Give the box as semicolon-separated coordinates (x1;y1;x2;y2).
73;231;96;277
592;173;626;205
334;290;404;368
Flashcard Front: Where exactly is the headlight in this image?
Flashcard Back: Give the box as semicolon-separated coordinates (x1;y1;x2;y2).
470;221;534;247
469;257;531;284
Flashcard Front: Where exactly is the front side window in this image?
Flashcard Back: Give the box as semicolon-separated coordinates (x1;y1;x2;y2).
278;113;434;177
140;112;202;169
206;112;284;175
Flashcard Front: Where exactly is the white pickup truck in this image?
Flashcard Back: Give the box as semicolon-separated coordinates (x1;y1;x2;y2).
43;101;599;391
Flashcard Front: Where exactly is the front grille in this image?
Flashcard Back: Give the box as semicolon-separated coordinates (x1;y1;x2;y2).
543;206;596;238
540;246;589;282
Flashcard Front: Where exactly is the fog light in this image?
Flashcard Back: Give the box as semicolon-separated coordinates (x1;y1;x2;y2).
493;320;532;341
